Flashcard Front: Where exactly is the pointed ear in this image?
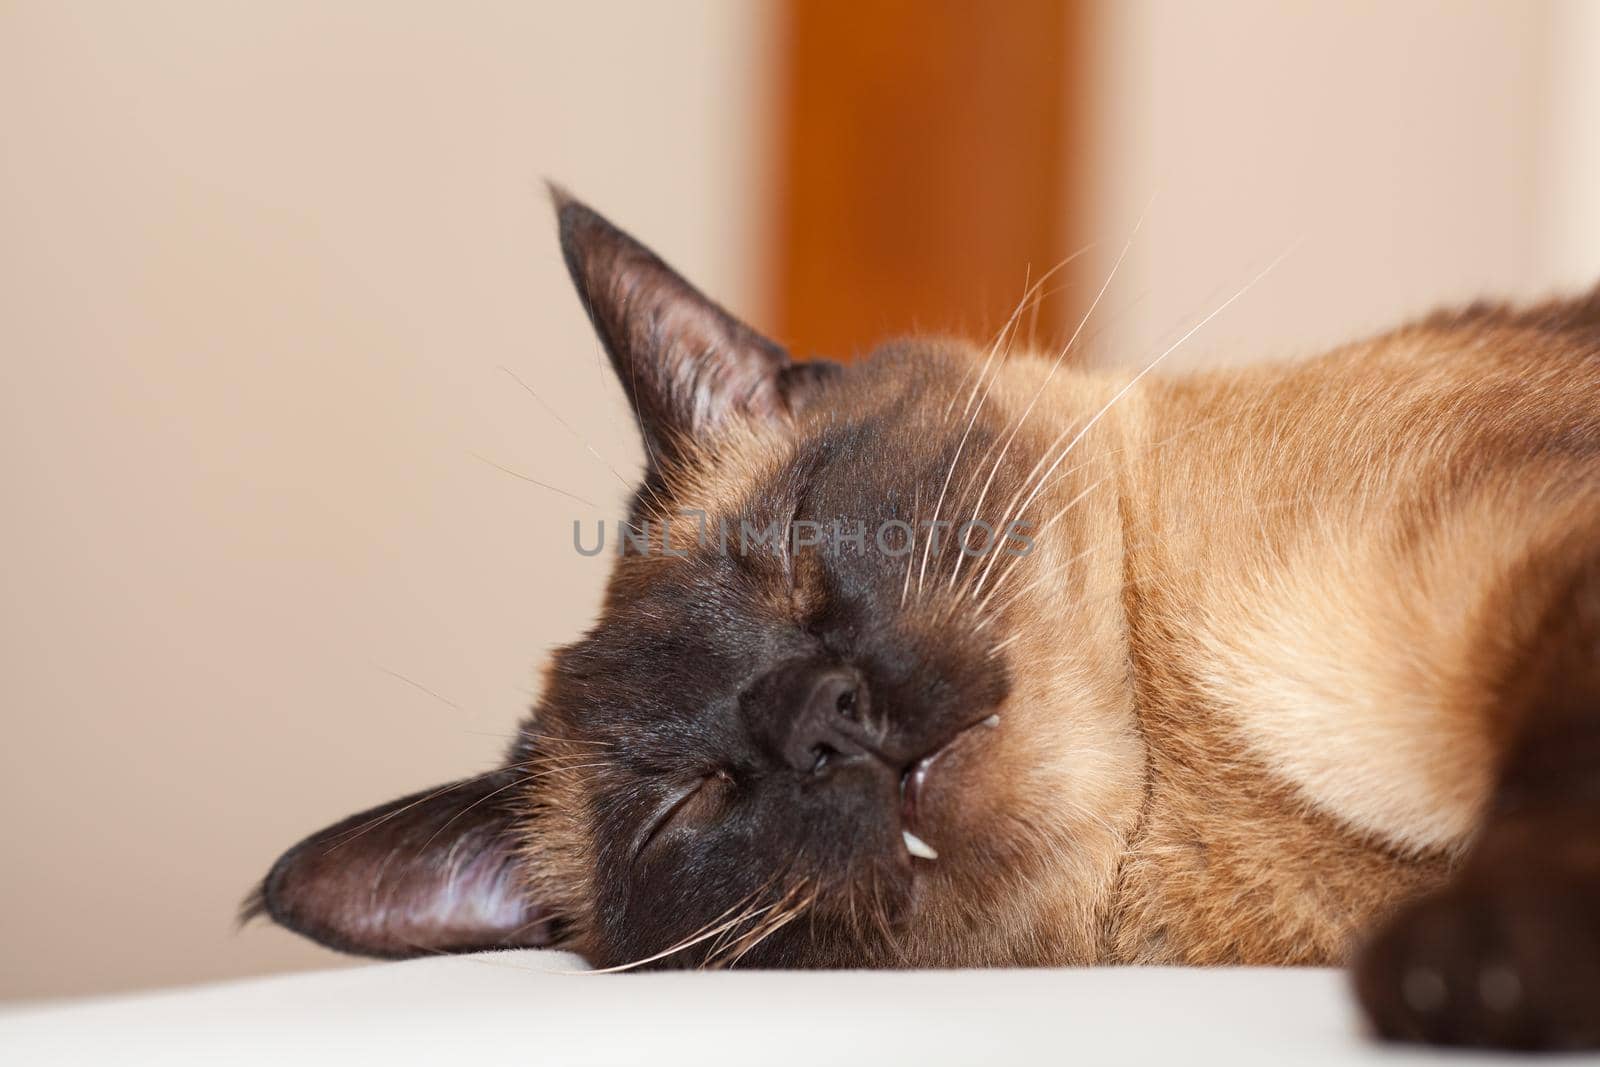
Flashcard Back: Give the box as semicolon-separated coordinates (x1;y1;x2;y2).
552;188;838;468
246;770;551;959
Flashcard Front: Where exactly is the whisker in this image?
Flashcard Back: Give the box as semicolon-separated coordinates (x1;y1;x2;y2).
519;761;610;778
717;882;817;970
977;551;1094;635
900;484;920;609
969;407;1234;607
704;896;765;963
970;452;1104;601
520;731;615;748
571;265;667;483
578;892;781;975
941;251;1090;421
987;631;1025;658
975;480;1104;608
920;292;1028;595
945;208;1145;594
917;252;1094;597
866;869;907;965
372;664;464;712
985;246;1296;593
501;364;635;492
415;772;539;853
471;451;599;509
320;765;512;853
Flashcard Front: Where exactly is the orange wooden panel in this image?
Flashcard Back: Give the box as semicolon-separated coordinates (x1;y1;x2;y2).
770;0;1084;361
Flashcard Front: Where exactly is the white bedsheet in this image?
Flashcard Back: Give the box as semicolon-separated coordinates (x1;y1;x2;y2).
0;957;1531;1065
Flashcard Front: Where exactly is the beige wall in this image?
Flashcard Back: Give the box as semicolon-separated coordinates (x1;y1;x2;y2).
0;1;776;999
1083;0;1592;371
3;0;1595;1001
1543;0;1600;287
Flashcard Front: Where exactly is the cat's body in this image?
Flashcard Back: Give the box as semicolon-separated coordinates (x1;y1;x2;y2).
1113;301;1600;965
254;196;1600;1049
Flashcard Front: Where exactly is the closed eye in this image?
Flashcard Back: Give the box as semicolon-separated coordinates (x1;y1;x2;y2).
633;769;733;861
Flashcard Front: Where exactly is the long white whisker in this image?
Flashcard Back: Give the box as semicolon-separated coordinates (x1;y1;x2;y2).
416;772;539;853
718;884;816;970
372;664;465;712
977;481;1104;609
900;484;920;609
971;451;1103;599
574;895;779;975
472;452;599;509
945;213;1145;593
980;542;1097;621
942;250;1090;421
321;770;503;853
987;631;1025;658
917;286;1033;596
501;364;634;491
980;246;1295;600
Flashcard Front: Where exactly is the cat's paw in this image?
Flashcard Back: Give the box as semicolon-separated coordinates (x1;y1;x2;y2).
1352;821;1600;1050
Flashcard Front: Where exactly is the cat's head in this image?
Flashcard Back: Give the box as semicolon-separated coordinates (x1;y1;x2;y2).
252;194;1145;969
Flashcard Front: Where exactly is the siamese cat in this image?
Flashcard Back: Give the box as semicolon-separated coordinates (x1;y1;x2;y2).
250;192;1600;1050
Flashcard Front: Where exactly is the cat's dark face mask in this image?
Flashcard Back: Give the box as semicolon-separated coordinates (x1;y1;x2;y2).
252;193;1137;969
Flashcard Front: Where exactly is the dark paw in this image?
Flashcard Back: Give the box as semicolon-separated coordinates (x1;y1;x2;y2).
1352;823;1600;1050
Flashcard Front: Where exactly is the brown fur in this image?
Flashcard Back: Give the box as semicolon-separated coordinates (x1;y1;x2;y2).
509;297;1600;971
1109;305;1600;964
257;197;1600;1048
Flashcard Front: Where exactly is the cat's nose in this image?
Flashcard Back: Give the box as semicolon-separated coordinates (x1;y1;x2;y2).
785;668;875;774
742;660;885;775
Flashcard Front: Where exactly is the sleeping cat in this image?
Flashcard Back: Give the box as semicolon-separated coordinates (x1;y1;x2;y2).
250;191;1600;1050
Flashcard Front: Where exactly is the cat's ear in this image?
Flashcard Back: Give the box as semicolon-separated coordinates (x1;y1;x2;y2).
552;188;839;468
245;769;551;958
